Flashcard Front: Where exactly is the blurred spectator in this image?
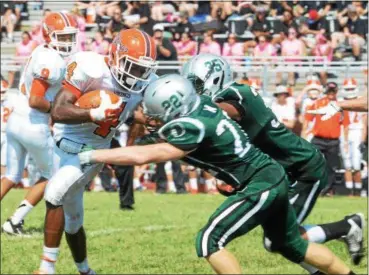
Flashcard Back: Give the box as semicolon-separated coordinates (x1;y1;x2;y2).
151;1;176;22
312;34;333;85
105;7;127;39
245;6;271;54
174;32;197;61
125;1;154;36
222;33;244;58
271;85;296;130
174;11;195;34
96;1;120;18
253;35;276;62
90;31;110;55
273;10;299;44
335;4;367;61
8;31;36;88
305;82;350;196
1;7;17;43
71;7;87;51
43;8;51;18
30;22;43;45
152;24;178;75
277;27;305;86
199;31;221;55
13;0;27;21
179;1;198;17
210;1;234;21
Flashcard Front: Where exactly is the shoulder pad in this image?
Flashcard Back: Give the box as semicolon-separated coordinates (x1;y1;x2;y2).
73;51;107;79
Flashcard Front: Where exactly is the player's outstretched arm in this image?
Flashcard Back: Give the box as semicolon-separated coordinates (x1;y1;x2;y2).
338;94;368;112
79;143;189;166
51;89;93;124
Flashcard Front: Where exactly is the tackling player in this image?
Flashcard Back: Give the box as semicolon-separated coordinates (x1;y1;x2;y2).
339;79;367;196
1;12;79;235
78;74;357;275
35;29;157;274
181;54;365;268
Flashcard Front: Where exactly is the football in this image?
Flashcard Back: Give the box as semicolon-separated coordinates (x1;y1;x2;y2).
75;90;120;109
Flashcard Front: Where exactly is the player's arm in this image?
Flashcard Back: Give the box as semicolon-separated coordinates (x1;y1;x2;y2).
28;78;52;113
216;102;242;121
51;88;92;124
338;95;368;112
361;114;367;145
79;142;189;166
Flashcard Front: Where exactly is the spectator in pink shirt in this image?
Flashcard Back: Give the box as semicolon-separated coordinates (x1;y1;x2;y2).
91;31;110;55
30;22;43;45
253;35;276;62
277;27;305;86
199;31;221;56
312;34;333;85
71;7;86;51
222;33;244;56
174;32;197;62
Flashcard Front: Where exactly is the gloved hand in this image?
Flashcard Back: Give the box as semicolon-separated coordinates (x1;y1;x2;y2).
79;150;95;165
307;101;342;121
90;90;123;122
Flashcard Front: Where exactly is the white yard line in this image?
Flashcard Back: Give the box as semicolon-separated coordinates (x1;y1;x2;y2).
2;224;190;240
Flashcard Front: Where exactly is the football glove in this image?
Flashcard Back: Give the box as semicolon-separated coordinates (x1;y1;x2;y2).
307;101;342;121
90;90;123;122
79;150;95;165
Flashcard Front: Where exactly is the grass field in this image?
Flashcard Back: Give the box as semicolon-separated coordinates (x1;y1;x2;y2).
0;190;368;274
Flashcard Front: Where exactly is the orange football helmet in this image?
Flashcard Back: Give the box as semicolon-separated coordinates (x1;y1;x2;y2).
42;12;78;56
109;29;157;93
306;79;323;99
343;78;358;99
1;79;9;101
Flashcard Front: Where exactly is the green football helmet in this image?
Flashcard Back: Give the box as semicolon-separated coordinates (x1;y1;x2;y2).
181;53;233;98
143;74;199;123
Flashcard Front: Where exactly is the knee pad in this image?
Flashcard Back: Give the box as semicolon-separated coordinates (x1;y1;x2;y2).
64;211;83;234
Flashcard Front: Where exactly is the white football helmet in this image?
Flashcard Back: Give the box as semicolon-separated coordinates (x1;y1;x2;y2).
342;78;359;99
181;53;233;98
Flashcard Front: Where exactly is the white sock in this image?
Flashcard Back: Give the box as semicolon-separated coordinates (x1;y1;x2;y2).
133;178;141;189
40;246;59;274
345;181;353;189
76;258;89;273
189;178;198;190
300;262;319;274
22;177;30;188
302;225;326;243
354;182;362;189
205;179;215;191
11;200;33;225
168;181;176;192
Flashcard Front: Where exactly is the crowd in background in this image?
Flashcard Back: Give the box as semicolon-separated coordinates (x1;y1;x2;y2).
0;1;368;200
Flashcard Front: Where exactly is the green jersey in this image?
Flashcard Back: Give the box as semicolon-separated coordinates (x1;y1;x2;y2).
214;83;325;181
158;96;284;188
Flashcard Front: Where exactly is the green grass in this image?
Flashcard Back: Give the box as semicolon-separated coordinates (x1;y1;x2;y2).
1;190;367;274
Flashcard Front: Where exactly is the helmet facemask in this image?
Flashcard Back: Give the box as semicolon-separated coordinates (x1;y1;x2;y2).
48;27;78;56
343;87;359;99
111;53;157;94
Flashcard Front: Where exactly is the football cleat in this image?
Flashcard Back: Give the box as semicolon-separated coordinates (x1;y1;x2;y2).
2;219;24;236
342;213;366;265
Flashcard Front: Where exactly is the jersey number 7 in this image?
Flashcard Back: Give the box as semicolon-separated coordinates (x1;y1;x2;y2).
93;102;126;138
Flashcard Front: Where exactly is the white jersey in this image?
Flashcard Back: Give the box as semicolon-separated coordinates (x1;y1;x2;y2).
1;99;12;134
16;44;66;122
347;111;366;131
271;97;296;123
53;51;157;149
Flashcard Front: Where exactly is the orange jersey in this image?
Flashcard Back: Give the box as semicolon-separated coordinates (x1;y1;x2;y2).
305;97;349;139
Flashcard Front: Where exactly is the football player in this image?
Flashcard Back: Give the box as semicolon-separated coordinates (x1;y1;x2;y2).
35;29;157;274
1;78;11;176
181;54;365;268
339;79;367;196
1;12;79;235
78;74;357;275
